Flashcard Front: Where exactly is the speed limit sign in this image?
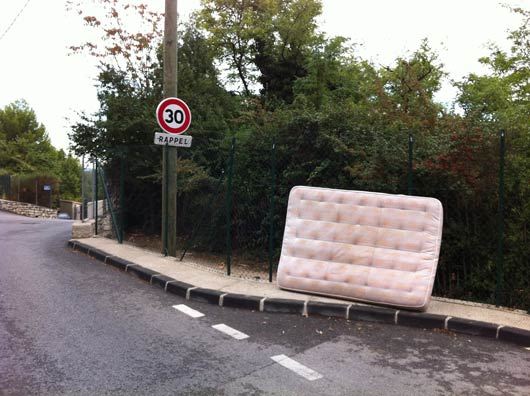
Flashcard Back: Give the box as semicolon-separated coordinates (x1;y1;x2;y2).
156;97;191;134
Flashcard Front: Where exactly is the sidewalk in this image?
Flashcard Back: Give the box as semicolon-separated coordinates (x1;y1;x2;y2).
69;236;530;346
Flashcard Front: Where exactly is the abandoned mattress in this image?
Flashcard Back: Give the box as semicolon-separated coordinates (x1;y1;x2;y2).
277;186;443;311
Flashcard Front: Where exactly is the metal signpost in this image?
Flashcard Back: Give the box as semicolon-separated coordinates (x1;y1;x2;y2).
43;185;52;208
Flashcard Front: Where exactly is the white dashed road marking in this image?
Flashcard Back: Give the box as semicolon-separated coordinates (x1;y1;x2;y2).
212;324;249;340
172;304;204;318
270;354;323;381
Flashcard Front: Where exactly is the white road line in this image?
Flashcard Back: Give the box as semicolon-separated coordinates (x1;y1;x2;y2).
270;354;323;381
172;304;204;318
212;324;249;340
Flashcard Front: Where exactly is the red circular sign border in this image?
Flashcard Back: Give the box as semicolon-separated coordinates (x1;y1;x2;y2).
156;97;191;134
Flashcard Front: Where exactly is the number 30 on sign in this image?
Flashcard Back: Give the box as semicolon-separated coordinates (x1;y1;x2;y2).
156;97;191;134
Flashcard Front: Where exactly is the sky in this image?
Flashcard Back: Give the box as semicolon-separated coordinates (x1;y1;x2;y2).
0;0;527;151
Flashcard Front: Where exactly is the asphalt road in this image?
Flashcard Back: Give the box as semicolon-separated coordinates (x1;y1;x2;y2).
1;210;529;396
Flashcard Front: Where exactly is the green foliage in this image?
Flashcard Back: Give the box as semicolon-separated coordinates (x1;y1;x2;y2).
0;100;82;204
57;150;82;201
68;4;237;234
68;1;530;309
454;6;530;307
374;40;446;139
0;100;58;174
458;7;530;132
197;0;322;101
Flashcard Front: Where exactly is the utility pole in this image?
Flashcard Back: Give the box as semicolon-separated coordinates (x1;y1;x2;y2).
162;0;178;256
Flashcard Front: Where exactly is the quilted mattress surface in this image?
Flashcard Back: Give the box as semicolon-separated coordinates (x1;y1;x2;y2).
277;186;443;310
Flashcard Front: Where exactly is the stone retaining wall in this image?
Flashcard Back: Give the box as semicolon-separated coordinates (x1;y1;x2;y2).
0;199;57;219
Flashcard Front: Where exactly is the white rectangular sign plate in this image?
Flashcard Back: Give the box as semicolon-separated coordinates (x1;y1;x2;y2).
154;132;192;147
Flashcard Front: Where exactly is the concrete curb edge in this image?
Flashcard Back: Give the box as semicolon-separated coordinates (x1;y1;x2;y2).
69;240;530;347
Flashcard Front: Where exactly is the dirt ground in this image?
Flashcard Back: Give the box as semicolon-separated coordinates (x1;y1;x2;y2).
123;232;276;282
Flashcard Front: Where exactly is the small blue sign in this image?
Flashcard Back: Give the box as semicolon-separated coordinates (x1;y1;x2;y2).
43;185;52;191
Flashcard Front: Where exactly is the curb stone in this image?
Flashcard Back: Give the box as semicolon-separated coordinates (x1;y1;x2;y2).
88;248;109;262
306;301;348;318
447;317;499;338
263;298;305;314
69;240;530;347
126;265;160;283
189;288;223;305
348;305;397;324
499;326;530;345
166;280;194;297
397;311;447;330
222;294;262;311
151;274;176;290
105;256;134;271
73;242;90;254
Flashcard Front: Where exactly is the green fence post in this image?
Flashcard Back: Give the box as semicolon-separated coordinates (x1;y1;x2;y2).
119;153;125;244
268;138;276;283
97;165;123;244
95;158;99;235
495;130;506;307
408;135;414;195
225;137;235;276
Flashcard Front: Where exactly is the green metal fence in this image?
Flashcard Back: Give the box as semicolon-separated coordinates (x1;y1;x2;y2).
0;174;10;198
91;129;529;310
1;174;59;208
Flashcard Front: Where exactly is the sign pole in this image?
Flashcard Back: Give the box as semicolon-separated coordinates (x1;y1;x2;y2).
162;0;178;257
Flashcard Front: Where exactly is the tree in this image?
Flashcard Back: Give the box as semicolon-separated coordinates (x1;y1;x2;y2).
65;0;530;308
197;0;322;103
292;36;359;110
0;100;82;205
252;0;322;104
57;150;82;201
457;7;530;132
197;0;259;96
0;100;58;175
454;6;530;306
67;0;163;96
377;39;446;134
67;1;236;235
67;0;165;157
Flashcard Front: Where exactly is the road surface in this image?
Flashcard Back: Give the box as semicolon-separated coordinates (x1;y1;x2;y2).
0;210;529;395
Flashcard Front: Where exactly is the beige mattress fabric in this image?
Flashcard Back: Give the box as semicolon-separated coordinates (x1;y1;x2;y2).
277;187;443;311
